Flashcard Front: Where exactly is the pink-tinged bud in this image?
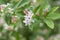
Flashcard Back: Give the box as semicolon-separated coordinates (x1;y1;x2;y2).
43;10;47;17
11;16;18;23
43;13;46;16
24;9;29;14
0;4;6;12
36;13;40;16
0;17;5;25
36;36;44;40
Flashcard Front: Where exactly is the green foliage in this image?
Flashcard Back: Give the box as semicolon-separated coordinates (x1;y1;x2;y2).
43;19;54;29
47;13;60;20
0;0;60;40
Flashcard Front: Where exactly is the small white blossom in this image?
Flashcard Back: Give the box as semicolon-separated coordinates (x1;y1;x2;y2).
6;3;10;6
0;17;5;25
33;0;36;3
3;23;10;30
23;10;34;26
0;4;6;12
3;23;13;30
8;8;14;14
40;23;44;27
0;3;13;14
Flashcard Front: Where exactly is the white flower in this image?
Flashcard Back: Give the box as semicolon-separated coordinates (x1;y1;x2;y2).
40;23;44;27
3;23;13;30
33;0;36;3
0;4;6;12
0;3;13;13
6;3;10;6
8;8;13;14
23;10;34;26
3;23;10;30
0;17;5;25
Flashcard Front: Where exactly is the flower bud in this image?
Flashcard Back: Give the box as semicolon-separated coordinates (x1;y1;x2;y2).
11;16;18;23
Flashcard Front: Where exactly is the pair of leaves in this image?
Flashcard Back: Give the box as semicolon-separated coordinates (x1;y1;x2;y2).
45;13;60;29
47;6;59;15
43;6;60;29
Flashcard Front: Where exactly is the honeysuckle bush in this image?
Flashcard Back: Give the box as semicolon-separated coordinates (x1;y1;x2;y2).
0;0;60;40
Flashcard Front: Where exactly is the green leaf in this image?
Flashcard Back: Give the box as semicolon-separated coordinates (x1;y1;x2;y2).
19;0;30;8
33;5;41;13
47;13;60;20
48;7;59;15
14;0;22;9
43;19;54;29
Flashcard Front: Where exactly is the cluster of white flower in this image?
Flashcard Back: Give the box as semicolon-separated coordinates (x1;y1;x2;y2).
0;3;13;14
0;4;6;12
23;9;34;26
0;3;14;30
0;17;14;30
